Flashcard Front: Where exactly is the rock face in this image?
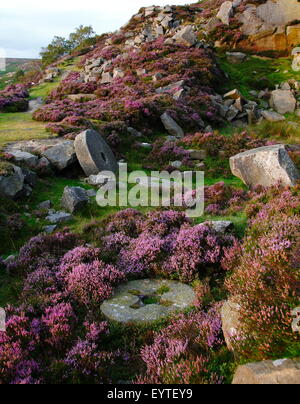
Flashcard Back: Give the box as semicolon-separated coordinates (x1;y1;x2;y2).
230;145;300;188
101;279;196;324
161;112;184;138
42;141;77;171
270;90;296;114
217;1;233;25
61;186;89;213
221;299;241;352
0;165;24;199
74;130;118;176
232;358;300;384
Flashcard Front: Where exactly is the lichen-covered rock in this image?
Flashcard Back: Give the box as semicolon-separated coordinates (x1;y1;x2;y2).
161;112;184;138
42;141;77;171
61;186;89;213
0;164;25;199
232;358;300;384
270;90;296;114
230;144;300;188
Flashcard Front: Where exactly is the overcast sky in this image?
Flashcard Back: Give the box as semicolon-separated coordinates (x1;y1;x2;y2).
0;1;193;58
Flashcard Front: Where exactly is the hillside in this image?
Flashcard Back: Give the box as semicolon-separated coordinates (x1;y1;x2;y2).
0;58;39;90
0;0;299;385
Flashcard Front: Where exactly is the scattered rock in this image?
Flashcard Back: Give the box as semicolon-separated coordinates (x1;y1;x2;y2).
232;358;300;384
61;186;89;213
261;110;286;122
221;298;241;352
188;150;207;160
224;89;242;100
217;1;234;25
172;25;197;47
46;211;73;224
226;52;247;64
43;225;57;234
230;144;300;188
0;165;24;199
209;221;234;234
101;72;113;84
11;151;39;168
86;172;116;187
37;200;52;210
74;129;118;176
270;90;296;114
170;161;182;169
42;141;77;171
161;112;184;138
21;168;38;188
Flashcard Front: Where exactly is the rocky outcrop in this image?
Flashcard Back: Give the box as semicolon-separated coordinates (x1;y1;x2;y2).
230;144;300;188
233;358;300;384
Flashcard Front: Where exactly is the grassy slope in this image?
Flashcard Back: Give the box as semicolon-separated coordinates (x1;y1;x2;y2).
0;58;38;90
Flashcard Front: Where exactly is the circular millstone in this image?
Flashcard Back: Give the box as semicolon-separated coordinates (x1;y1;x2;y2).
100;279;196;324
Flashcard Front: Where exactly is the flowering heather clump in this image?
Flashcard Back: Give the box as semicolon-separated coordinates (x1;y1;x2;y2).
204;181;247;215
0;84;29;112
223;187;300;360
137;304;224;384
146;140;191;170
165;223;236;282
8;230;78;275
42;303;76;348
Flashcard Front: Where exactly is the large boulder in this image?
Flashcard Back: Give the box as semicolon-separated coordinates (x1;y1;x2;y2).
74;129;118;176
230;144;300;188
0;164;25;199
42;141;77;171
161;112;184;138
61;186;89;213
221;299;241;352
232;358;300;384
172;26;197;47
217;1;234;26
270;90;296;114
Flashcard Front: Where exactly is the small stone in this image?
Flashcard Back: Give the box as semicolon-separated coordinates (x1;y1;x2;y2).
226;52;247;64
221;298;241;351
170;161;182;169
224;89;242;100
37;200;52;210
46;211;73;224
188;150;207;160
161;112;184;138
43;225;57;234
261;110;286;122
61;186;89;214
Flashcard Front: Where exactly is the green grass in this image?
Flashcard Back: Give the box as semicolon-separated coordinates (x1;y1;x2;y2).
218;53;300;99
0;112;51;151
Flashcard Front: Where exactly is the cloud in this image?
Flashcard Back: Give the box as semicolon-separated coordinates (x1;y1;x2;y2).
0;1;192;58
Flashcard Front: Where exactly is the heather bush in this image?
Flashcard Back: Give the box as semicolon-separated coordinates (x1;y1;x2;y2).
0;84;29;112
223;187;300;360
137;304;224;384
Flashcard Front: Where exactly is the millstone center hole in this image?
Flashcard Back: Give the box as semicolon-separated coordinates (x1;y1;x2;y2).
101;152;107;163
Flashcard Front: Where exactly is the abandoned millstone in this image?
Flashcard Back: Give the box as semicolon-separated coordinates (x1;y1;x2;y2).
230;145;300;188
232;358;300;384
0;165;24;199
161;112;184;138
46;211;73;224
101;279;196;324
221;298;242;352
270;90;296;114
42;141;77;171
61;186;89;214
74;130;118;176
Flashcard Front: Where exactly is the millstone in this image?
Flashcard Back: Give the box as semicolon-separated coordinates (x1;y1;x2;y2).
100;279;196;324
74;129;118;176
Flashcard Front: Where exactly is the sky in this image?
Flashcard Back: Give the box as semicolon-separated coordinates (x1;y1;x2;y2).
0;1;193;59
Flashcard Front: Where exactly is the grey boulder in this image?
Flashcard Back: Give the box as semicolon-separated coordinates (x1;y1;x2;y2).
42;141;77;171
161;112;184;138
230;144;300;188
0;165;24;199
270;90;296;114
61;186;89;213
